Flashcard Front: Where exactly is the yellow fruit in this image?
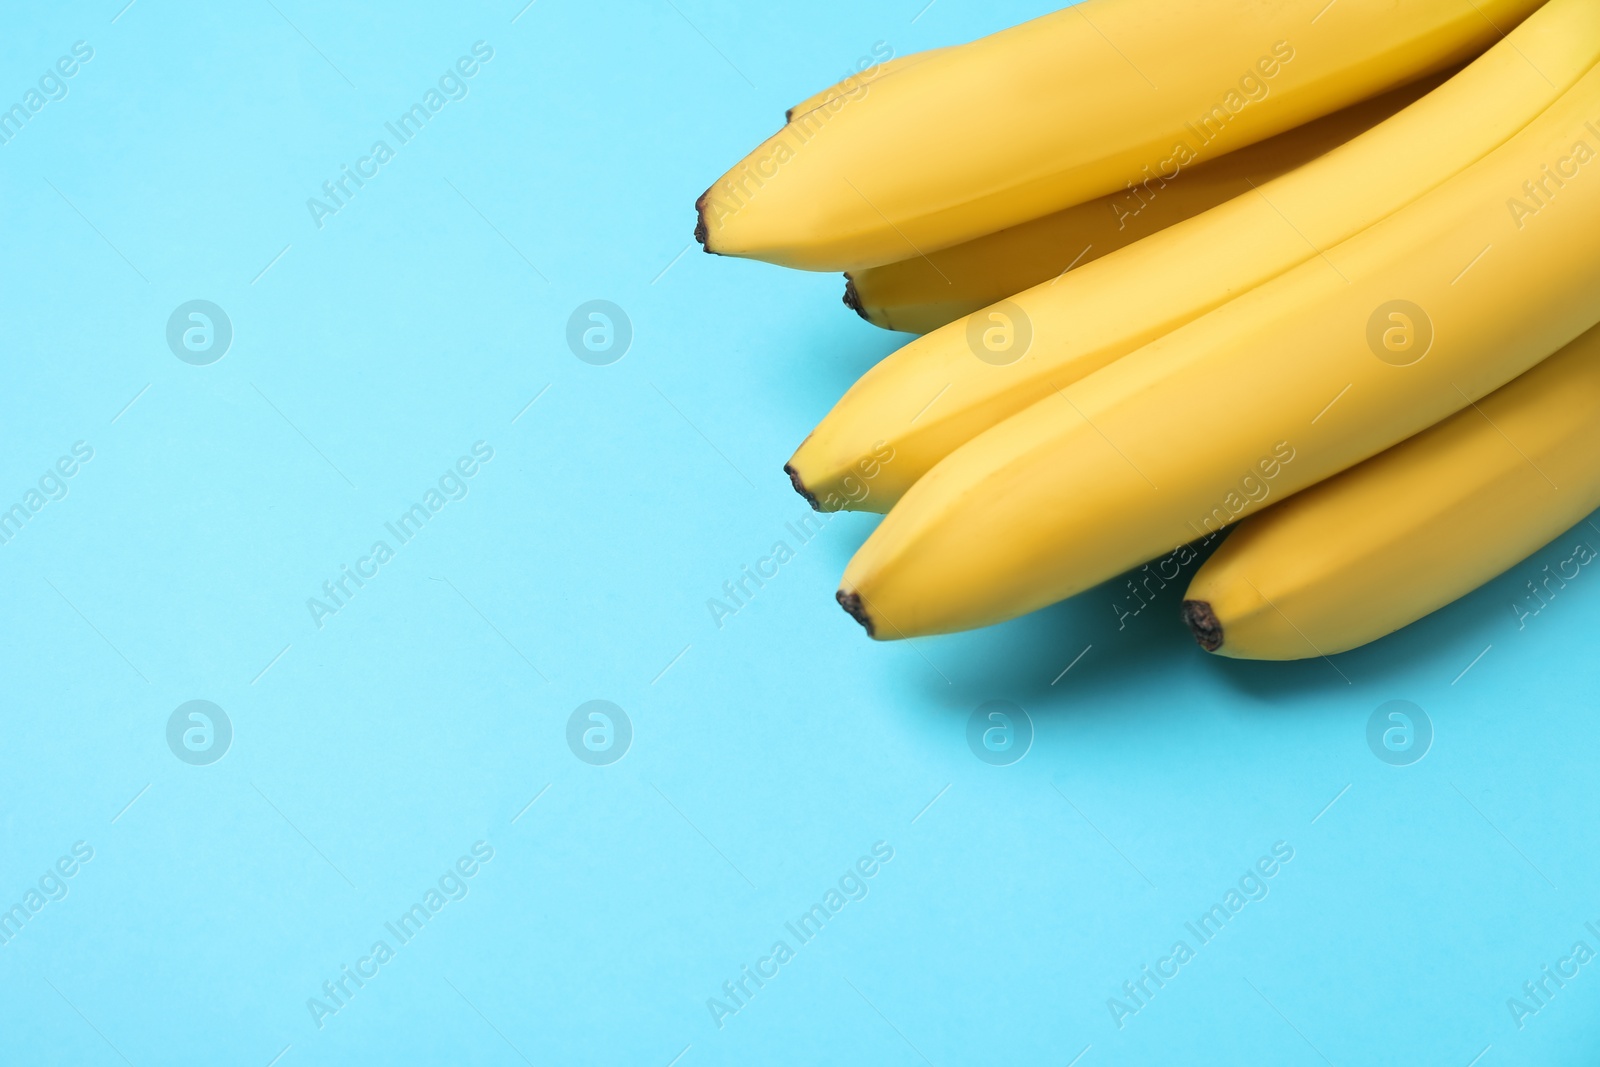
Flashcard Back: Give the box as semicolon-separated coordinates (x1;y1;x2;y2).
1182;322;1600;659
843;73;1450;334
837;60;1600;640
696;0;1546;271
788;0;1600;514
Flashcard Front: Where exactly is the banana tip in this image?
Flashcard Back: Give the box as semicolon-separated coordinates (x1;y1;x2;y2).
1180;600;1224;653
836;589;875;638
693;190;712;251
842;276;869;322
783;463;820;510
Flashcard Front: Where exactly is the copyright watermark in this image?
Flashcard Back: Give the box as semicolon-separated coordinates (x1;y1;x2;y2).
1366;300;1432;367
966;700;1032;766
1366;700;1431;766
965;301;1031;366
566;300;632;365
166;700;232;766
566;700;632;765
166;300;233;365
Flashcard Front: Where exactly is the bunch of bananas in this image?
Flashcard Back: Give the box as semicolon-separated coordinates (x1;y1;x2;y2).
696;0;1600;660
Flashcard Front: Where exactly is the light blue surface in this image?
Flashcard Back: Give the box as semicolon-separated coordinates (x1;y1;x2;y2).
2;2;1597;1064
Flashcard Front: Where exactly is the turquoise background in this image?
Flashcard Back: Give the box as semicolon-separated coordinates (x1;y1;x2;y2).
1;1;1597;1064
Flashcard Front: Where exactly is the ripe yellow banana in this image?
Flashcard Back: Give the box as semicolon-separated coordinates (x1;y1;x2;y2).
837;60;1600;640
844;73;1449;334
1181;322;1600;660
788;0;1600;514
696;0;1546;271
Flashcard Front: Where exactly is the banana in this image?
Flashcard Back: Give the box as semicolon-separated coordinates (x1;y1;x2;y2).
836;60;1600;640
784;48;948;123
844;73;1450;334
788;0;1600;514
1181;322;1600;660
696;0;1546;272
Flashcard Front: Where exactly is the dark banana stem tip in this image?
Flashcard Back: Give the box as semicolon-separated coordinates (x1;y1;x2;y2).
842;276;869;321
693;190;711;250
784;463;820;511
837;590;874;637
1181;600;1224;653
